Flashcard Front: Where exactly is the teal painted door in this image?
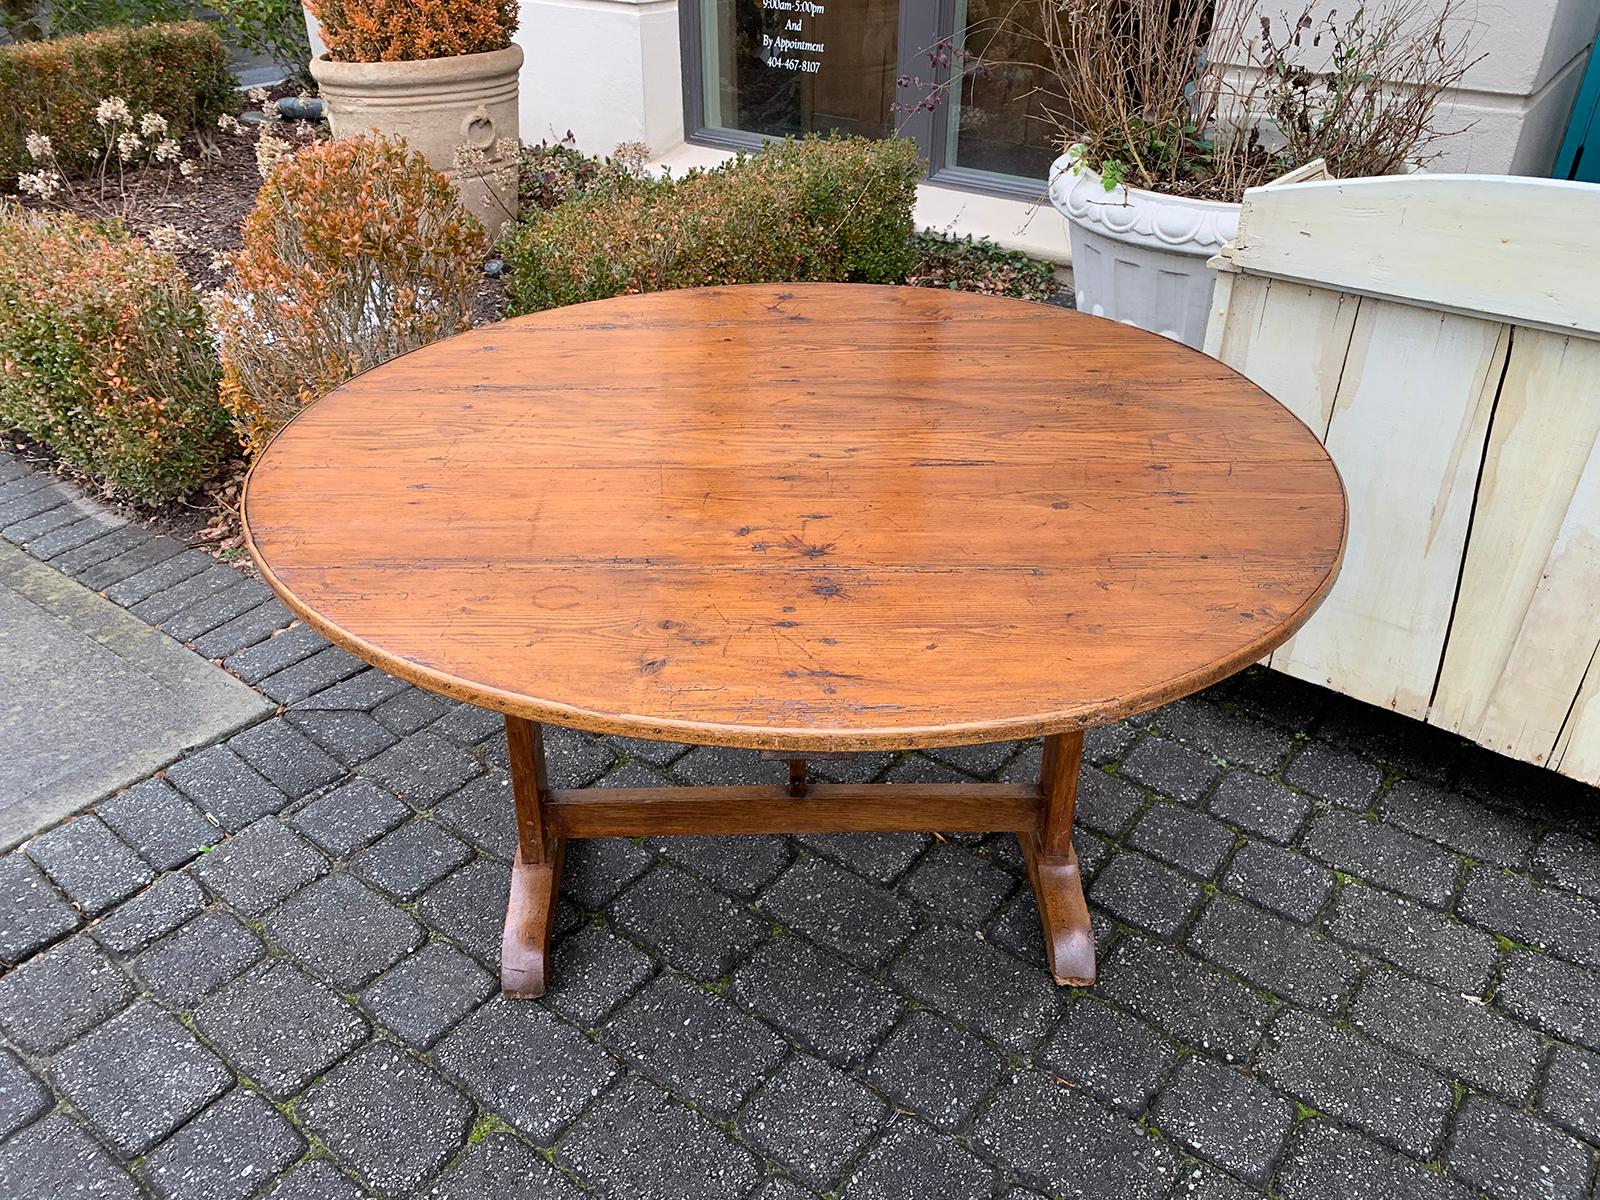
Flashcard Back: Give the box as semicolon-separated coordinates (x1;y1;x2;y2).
1556;44;1600;181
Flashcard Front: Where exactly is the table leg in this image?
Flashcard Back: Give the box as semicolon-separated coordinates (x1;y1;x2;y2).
1019;730;1096;986
500;715;565;998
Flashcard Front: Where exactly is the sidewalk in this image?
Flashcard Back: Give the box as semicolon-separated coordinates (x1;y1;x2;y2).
0;449;1596;1200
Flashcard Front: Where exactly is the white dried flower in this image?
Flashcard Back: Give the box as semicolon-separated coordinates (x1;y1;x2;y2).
146;224;193;253
254;127;292;180
179;159;201;180
152;138;181;163
17;169;63;199
139;112;168;136
217;114;242;135
95;96;132;127
24;132;52;161
116;130;143;161
247;85;269;105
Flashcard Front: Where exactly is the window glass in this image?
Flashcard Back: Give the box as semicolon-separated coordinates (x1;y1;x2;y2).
944;0;1057;180
700;0;900;139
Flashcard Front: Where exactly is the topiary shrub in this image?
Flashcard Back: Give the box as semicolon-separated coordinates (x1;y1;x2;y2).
0;21;233;188
213;135;488;453
502;134;921;316
0;204;231;501
307;0;518;62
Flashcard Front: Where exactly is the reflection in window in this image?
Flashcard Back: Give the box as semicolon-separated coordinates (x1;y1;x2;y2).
946;0;1057;180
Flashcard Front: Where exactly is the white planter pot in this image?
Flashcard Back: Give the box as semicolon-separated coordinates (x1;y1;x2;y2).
1048;152;1240;348
311;45;522;240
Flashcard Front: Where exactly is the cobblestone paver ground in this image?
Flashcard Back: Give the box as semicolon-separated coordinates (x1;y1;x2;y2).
2;450;1598;1200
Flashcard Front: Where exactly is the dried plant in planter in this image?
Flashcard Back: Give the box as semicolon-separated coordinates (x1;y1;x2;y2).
212;135;486;452
1042;0;1481;201
307;0;518;61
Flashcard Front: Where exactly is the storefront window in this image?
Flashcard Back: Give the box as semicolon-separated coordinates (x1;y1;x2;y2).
699;0;900;140
944;0;1057;181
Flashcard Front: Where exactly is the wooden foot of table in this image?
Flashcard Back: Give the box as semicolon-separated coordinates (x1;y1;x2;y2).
501;839;566;998
1019;832;1096;986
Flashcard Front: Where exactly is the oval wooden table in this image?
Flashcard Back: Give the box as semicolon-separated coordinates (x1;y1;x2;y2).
244;283;1347;998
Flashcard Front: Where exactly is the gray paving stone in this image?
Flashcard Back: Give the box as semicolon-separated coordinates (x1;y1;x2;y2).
539;725;617;787
52;1001;230;1156
1090;849;1205;938
74;534;187;591
0;1045;50;1140
1531;830;1600;901
889;924;1056;1052
31;512;130;560
761;855;919;966
735;936;902;1066
167;746;290;833
880;752;969;785
1151;1056;1292;1184
358;938;495;1049
900;842;1017;927
844;1120;994;1200
104;549;211;606
431;769;517;861
142;1088;304;1200
52;525;156;578
611;863;764;980
427;702;503;746
1276;1121;1471;1200
135;909;266;1010
25;814;154;916
162;580;274;643
557;1074;761;1200
795;831;930;884
1259;1009;1453;1156
1168;1162;1257;1200
594;759;674;788
1447;1097;1593;1200
6;498;97;545
1540;1044;1600;1143
544;922;655;1027
433;998;618;1141
1120;736;1223;804
0;851;80;962
1190;896;1357;1012
0;1113;141;1200
1128;802;1237;879
299;1042;473;1198
1083;722;1137;766
259;646;367;705
423;1132;585;1200
291;778;410;859
1325;880;1500;993
353;819;474;901
97;778;220;871
1458;865;1600;967
417;858;513;965
1318;701;1462;785
670;744;785;786
193;817;326;915
603;973;784;1116
1302;809;1461;907
1099;937;1271;1062
974;1071;1179;1200
1353;968;1540;1100
370;687;451;734
1072;769;1147;838
864;1009;1006;1130
922;739;1016;777
738;1055;886;1190
191;599;295;660
0;934;132;1053
607;735;692;767
650;833;790;898
996;743;1044;785
229;719;345;799
1037;997;1178;1116
194;962;367;1099
1495;948;1600;1050
130;563;243;623
1155;698;1295;773
359;733;482;809
1207;770;1309;843
752;1181;822;1200
89;871;206;955
262;1160;371;1200
293;667;411;714
266;872;424;989
225;623;330;685
1282;741;1384;809
1222;840;1333;922
1381;780;1537;869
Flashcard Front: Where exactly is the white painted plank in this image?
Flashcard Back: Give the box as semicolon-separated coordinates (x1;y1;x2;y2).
1269;302;1509;716
1432;332;1600;763
1552;645;1600;787
1225;176;1600;339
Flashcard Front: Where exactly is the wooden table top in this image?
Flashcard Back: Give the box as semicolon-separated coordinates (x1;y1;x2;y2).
244;284;1346;752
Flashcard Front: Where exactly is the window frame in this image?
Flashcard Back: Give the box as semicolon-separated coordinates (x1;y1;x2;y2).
677;0;1051;201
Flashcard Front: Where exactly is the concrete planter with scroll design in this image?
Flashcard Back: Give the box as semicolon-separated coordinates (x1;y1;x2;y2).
1048;150;1240;348
310;44;522;240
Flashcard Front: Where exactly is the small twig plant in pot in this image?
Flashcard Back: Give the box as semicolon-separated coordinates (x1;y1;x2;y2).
305;0;521;237
1043;0;1479;346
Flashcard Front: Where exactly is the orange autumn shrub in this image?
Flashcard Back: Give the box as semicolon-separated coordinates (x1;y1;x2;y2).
308;0;517;62
0;204;230;500
214;135;486;452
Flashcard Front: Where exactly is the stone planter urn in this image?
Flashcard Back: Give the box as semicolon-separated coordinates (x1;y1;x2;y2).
1048;150;1240;348
310;44;522;240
